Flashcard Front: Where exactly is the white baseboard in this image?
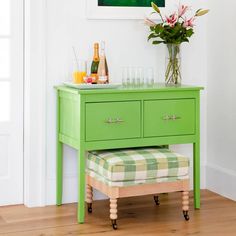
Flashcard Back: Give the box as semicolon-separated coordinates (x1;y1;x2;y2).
206;163;236;201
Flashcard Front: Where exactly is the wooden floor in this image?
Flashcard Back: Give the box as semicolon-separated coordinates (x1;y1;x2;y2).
0;190;236;236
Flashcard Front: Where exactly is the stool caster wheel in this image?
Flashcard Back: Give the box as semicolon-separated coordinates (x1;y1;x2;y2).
87;203;92;213
111;220;118;230
183;211;190;221
154;196;160;205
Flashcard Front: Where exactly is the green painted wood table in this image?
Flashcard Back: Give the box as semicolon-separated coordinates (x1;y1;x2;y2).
55;84;203;223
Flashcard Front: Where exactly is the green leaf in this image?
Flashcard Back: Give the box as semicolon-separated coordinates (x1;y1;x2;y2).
152;40;164;45
186;29;194;37
154;24;164;33
150;26;155;31
148;33;158;41
182;38;189;43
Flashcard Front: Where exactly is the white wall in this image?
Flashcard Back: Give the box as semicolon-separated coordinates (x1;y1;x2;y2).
206;0;236;200
46;0;208;204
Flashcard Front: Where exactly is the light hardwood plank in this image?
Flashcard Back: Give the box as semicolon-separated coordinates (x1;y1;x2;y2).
0;190;235;236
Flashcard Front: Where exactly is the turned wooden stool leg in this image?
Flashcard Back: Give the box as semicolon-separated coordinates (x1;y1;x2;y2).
110;198;118;230
154;195;160;205
182;191;190;221
86;184;93;213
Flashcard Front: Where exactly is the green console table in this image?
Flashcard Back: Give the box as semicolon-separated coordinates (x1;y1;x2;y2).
56;84;203;223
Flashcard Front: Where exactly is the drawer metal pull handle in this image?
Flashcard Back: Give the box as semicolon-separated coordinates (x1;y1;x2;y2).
163;115;170;121
116;118;124;123
162;115;181;121
105;118;124;124
105;118;113;124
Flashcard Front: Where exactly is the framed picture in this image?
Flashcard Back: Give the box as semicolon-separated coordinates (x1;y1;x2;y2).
87;0;165;19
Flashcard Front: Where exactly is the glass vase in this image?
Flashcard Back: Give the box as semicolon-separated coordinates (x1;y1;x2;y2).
165;44;181;85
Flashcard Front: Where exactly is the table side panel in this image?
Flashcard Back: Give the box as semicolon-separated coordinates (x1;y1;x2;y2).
58;91;82;147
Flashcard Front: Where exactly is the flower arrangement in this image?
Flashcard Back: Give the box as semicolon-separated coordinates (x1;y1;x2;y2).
146;2;209;45
145;2;209;84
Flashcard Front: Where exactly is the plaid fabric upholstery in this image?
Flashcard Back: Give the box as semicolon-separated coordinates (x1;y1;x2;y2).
87;169;189;187
87;147;189;185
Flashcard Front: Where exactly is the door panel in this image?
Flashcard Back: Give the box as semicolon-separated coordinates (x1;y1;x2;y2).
0;135;9;177
0;0;23;205
0;81;10;121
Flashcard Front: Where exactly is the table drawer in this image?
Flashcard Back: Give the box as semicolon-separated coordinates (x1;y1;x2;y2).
144;99;195;137
86;101;141;141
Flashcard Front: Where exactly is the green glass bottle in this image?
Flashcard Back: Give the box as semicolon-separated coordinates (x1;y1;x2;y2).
91;43;100;83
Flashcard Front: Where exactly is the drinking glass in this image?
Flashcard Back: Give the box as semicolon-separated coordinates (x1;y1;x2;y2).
128;67;136;86
122;67;129;86
73;60;87;84
122;67;127;86
135;67;144;86
122;67;145;87
145;67;154;86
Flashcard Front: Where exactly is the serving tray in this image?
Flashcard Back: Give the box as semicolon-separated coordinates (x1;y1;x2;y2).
64;82;121;90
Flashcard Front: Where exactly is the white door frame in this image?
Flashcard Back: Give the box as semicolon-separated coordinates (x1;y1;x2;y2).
0;0;24;205
23;0;47;207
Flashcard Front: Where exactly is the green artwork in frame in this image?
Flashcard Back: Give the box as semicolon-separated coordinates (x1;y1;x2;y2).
98;0;165;7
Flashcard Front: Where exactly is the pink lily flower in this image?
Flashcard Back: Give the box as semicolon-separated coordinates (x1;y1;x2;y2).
183;17;195;28
166;13;177;27
144;17;157;27
178;5;189;17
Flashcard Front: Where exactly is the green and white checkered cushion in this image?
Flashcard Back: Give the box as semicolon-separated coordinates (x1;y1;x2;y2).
87;169;189;187
87;147;189;184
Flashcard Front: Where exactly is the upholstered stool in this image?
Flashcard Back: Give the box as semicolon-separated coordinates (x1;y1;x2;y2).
86;147;190;229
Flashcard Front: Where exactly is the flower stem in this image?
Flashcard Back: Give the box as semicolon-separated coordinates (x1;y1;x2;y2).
165;44;181;84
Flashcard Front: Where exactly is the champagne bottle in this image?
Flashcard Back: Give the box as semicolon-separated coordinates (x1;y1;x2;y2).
91;43;100;83
97;41;109;84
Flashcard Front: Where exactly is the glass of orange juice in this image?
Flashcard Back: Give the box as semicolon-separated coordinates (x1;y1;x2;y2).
73;60;87;84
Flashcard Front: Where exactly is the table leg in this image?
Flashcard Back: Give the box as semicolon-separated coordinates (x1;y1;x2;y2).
56;141;63;206
78;148;86;223
193;142;200;209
